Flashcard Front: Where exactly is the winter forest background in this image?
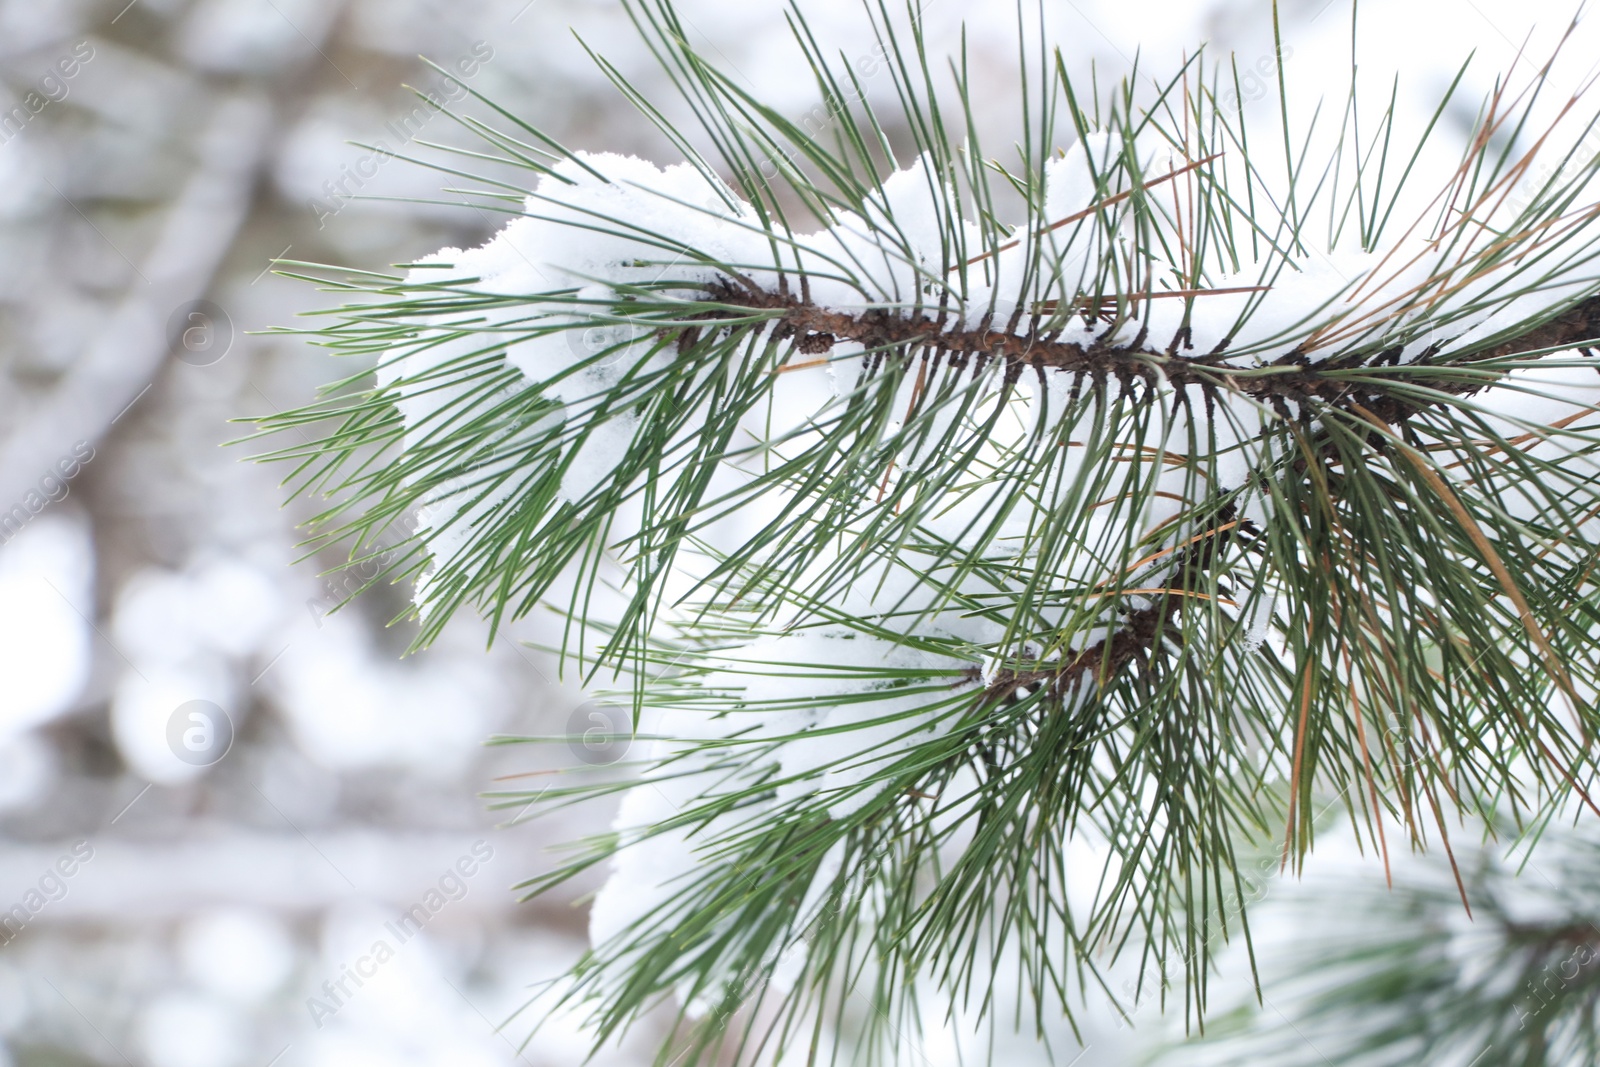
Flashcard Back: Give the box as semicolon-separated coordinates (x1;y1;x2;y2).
0;1;1591;1065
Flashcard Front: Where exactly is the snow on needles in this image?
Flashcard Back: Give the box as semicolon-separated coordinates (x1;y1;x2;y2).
371;138;1600;990
384;140;1598;595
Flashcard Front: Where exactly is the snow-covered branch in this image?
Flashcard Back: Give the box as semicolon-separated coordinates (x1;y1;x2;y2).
253;4;1600;1061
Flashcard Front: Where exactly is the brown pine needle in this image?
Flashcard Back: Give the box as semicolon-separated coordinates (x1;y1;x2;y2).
1305;34;1599;354
1032;285;1271;315
1418;761;1474;917
1087;587;1237;606
876;357;929;506
1329;561;1395;889
1354;404;1580;709
1103;520;1241;584
1355;405;1600;819
1087;489;1194;511
957;152;1223;270
1445;407;1597;472
773;357;831;374
1281;619;1319;874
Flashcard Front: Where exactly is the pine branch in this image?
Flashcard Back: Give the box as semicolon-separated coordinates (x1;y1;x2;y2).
243;2;1600;1063
698;278;1600;425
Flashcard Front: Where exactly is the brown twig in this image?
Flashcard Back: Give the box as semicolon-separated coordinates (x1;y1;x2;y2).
699;279;1600;425
959;504;1254;708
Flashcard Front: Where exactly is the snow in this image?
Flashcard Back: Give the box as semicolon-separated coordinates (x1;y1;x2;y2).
390;122;1598;607
744;629;967;818
586;607;1079;1002
585;627;961;994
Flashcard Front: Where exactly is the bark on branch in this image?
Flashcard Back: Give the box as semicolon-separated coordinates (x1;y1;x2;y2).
702;280;1600;424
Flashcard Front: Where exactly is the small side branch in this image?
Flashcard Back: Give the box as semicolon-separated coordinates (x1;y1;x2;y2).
963;506;1258;705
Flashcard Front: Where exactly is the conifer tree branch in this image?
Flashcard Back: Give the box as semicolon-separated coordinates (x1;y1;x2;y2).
697;278;1600;422
242;3;1600;1062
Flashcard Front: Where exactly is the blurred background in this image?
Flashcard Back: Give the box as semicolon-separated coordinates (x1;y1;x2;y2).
0;1;1582;1065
